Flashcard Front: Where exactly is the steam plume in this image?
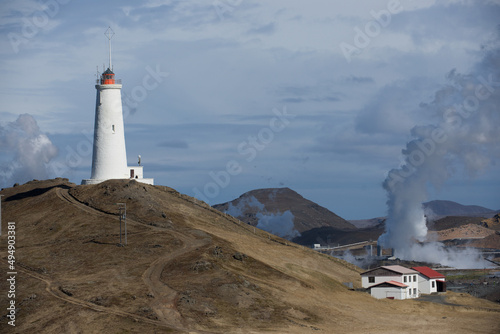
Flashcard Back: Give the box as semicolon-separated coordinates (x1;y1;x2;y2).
0;114;58;187
378;38;500;268
225;195;301;240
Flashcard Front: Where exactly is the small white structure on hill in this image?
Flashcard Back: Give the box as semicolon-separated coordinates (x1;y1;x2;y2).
411;266;446;294
360;265;419;299
82;28;153;186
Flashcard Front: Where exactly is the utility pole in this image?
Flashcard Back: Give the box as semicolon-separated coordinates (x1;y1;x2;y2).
0;195;3;236
117;203;126;246
124;203;127;245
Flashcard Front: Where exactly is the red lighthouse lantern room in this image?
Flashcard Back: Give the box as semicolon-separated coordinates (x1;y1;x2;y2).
101;68;115;84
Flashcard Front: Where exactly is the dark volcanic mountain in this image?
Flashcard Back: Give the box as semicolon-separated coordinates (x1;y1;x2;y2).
423;200;497;218
213;187;356;234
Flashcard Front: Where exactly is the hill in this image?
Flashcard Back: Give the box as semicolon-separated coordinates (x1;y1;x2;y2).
213;188;355;237
426;214;500;250
1;179;499;333
481;214;500;231
427;216;487;231
424;200;497;218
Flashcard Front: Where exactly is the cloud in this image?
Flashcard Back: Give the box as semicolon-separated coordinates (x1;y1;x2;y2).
281;97;304;103
158;139;189;149
247;22;276;35
391;3;500;50
275;83;344;104
342;75;375;84
0;114;58;187
355;77;437;136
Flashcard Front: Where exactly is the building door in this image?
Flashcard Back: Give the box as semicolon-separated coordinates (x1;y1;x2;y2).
130;169;134;178
437;280;446;292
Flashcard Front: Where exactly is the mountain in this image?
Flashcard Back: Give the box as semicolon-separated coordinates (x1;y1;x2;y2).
424;200;498;218
1;179;499;333
213;188;356;237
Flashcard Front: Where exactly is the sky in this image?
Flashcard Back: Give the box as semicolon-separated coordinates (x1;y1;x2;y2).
1;0;499;220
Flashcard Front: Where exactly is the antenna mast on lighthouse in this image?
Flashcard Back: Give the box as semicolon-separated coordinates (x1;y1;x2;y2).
104;26;115;70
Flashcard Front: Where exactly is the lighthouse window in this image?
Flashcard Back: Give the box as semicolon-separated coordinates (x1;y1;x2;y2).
112;125;115;133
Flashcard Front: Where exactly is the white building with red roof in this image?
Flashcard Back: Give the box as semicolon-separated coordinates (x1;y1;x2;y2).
411;266;446;294
360;265;419;299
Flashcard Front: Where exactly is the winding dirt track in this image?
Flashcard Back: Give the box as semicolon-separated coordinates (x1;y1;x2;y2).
141;235;209;328
12;187;213;333
12;261;167;328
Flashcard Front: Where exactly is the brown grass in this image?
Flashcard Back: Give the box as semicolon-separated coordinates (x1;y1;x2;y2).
0;178;498;333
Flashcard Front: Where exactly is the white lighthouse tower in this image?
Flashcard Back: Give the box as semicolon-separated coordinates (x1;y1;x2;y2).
82;28;153;185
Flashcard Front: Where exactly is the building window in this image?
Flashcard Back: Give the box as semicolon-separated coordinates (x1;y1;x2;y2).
404;276;407;283
112;125;115;133
413;275;417;282
368;277;375;283
413;288;417;295
432;281;435;288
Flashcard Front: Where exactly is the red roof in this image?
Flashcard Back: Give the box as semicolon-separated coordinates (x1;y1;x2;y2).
411;266;445;279
370;280;408;288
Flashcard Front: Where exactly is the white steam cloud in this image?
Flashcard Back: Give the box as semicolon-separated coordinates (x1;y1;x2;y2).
225;195;301;240
335;249;375;269
226;195;264;217
256;210;300;240
378;38;500;269
0;114;58;187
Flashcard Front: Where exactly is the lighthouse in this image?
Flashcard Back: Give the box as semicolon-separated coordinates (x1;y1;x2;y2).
82;28;154;185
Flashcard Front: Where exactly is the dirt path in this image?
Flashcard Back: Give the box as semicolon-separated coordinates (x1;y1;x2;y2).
56;187;109;217
52;187;213;332
10;261;173;329
141;235;209;328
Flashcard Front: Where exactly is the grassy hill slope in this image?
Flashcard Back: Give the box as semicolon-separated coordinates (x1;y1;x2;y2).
0;179;499;333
